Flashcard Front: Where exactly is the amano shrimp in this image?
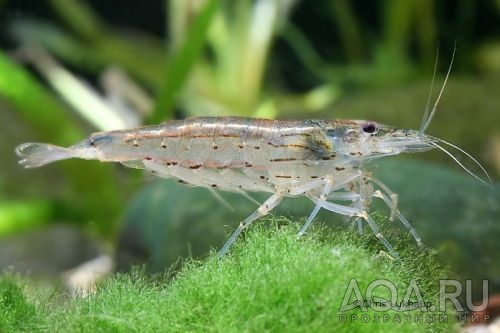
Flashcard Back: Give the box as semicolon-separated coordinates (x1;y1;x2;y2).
14;67;491;261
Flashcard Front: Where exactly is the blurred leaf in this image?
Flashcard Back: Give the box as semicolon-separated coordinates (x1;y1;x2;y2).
150;0;220;123
49;0;104;40
0;51;123;237
0;52;80;143
10;20;111;72
382;0;414;62
414;0;436;71
477;41;500;73
165;0;299;118
0;201;53;237
48;0;166;86
281;23;334;82
329;0;364;63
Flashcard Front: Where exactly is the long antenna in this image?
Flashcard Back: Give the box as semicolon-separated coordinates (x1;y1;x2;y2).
420;41;457;134
419;47;440;133
432;137;493;186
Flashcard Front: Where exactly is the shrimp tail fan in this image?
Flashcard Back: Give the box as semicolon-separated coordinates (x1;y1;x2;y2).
15;143;73;168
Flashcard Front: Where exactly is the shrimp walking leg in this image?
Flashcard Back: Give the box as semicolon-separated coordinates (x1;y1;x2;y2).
308;196;400;260
296;176;334;237
291;172;361;237
368;176;398;221
328;192;360;201
346;175;375;235
353;217;364;234
368;177;422;247
358;211;400;260
218;192;284;257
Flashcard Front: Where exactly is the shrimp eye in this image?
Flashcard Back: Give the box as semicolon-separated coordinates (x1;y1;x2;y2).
362;122;377;134
88;134;112;147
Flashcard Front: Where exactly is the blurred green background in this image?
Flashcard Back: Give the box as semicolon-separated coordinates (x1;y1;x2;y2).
0;0;499;298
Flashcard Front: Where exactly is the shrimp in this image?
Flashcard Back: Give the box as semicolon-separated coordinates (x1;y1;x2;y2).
14;58;491;261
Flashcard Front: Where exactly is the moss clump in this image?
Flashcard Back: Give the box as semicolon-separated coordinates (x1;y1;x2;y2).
0;277;38;332
1;218;455;332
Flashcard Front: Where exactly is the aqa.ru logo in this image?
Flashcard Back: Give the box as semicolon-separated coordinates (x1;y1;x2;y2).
338;278;488;313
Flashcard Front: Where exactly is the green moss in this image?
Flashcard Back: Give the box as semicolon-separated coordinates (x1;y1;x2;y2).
1;218;455;332
0;278;38;332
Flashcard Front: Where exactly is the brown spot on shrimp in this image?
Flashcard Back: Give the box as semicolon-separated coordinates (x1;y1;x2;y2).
270;158;297;162
189;164;202;169
221;133;239;138
266;142;319;155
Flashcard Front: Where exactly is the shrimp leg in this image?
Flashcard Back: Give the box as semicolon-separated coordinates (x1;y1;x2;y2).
293;173;362;237
308;196;400;260
296;176;334;237
218;191;284;257
367;177;423;247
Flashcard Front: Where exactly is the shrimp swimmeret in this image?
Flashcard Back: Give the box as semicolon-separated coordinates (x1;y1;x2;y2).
14;63;491;261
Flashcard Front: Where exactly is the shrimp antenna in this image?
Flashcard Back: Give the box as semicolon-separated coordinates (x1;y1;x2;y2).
428;138;493;187
419;46;439;133
420;41;457;134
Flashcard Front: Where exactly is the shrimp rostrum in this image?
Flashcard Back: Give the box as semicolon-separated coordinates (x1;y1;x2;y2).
15;106;491;260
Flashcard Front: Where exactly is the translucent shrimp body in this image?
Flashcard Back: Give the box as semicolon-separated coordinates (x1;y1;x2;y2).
15;116;490;259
